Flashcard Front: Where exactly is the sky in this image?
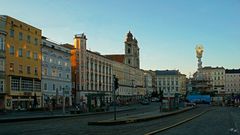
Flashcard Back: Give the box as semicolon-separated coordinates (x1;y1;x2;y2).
1;0;240;76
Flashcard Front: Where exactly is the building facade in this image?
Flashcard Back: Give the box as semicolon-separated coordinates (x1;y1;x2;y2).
156;70;186;98
111;60;145;103
41;37;72;108
64;32;146;108
65;33;113;109
201;66;225;94
0;16;42;110
144;71;153;97
225;69;240;94
105;31;146;103
0;16;6;110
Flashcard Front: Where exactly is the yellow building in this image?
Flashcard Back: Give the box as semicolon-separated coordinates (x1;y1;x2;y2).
0;15;42;110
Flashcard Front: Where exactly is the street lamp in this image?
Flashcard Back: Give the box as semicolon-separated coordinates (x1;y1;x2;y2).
131;79;134;102
75;71;77;105
144;73;148;99
62;87;65;114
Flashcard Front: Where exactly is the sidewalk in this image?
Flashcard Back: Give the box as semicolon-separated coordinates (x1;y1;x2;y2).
88;106;195;125
0;105;136;123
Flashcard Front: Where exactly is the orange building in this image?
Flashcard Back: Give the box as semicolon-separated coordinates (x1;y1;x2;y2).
0;15;42;110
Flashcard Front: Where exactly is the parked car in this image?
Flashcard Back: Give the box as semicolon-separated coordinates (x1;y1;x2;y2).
185;102;196;107
151;97;160;102
140;99;150;105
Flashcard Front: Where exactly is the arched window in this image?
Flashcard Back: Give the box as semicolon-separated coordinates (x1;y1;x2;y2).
128;48;131;54
128;59;131;64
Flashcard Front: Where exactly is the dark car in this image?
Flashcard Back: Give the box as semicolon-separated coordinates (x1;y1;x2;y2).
140;99;150;105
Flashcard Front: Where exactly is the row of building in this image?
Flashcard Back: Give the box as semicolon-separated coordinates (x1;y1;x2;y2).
0;15;163;110
1;15;238;110
190;66;240;96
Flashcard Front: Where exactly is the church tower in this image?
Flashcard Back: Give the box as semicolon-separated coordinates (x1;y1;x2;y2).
124;31;140;69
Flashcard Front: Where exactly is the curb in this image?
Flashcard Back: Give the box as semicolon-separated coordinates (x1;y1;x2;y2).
144;108;214;135
88;107;195;126
0;108;136;123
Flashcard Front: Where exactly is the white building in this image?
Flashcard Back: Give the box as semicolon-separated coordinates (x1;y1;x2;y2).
225;69;240;94
144;71;153;97
41;37;72;107
156;70;186;98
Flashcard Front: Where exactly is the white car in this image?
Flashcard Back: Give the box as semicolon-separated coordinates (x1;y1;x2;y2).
151;97;160;102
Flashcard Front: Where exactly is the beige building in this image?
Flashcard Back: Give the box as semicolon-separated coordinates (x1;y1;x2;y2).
225;69;240;94
111;60;145;101
64;32;146;107
105;31;145;102
201;66;225;94
64;34;113;107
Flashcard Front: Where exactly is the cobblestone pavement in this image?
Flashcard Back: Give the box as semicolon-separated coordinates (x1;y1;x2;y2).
0;104;232;135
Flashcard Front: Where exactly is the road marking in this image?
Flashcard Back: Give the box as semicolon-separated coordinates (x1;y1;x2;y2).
144;109;214;135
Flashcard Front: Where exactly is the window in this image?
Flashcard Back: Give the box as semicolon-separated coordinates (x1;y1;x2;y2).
0;60;4;71
43;68;47;75
10;29;14;37
19;65;23;73
0;80;4;92
128;59;131;64
10;63;14;72
21;79;33;91
44;83;47;90
27;66;31;74
27;35;31;43
65;62;68;67
10;46;14;55
59;71;61;77
11;78;20;91
34;67;38;75
19;32;23;40
26;51;30;58
34;52;38;60
51;69;55;76
128;48;131;54
34;38;38;45
18;48;23;57
42;56;46;61
53;84;55;91
0;36;5;51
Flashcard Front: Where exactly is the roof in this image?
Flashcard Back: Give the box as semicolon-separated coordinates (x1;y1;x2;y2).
202;66;225;70
61;44;76;49
225;69;240;74
155;70;180;75
105;54;125;63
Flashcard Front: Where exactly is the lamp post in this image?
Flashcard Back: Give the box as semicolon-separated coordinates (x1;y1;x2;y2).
62;87;65;114
75;71;77;105
131;79;134;102
144;73;148;99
